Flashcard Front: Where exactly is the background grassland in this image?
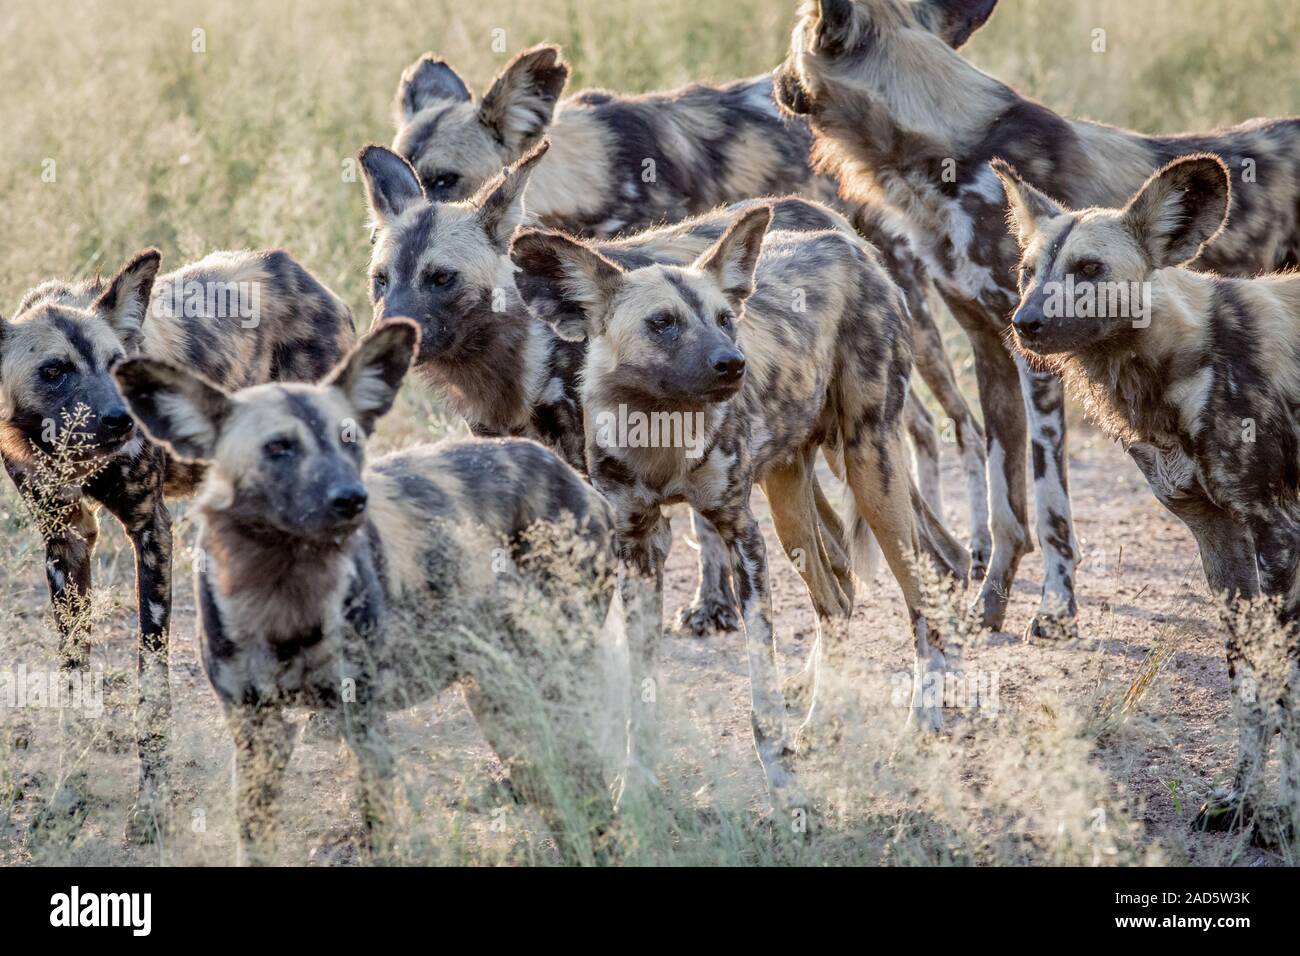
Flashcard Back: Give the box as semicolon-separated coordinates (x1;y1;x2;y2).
0;1;1297;865
2;0;1297;322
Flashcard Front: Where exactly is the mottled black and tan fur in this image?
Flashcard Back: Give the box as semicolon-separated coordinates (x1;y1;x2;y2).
112;321;619;864
390;44;992;615
0;248;354;840
774;0;1300;640
995;155;1300;843
360;139;967;606
510;204;969;807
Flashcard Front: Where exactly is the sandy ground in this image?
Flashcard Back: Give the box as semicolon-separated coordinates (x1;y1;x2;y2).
0;426;1277;865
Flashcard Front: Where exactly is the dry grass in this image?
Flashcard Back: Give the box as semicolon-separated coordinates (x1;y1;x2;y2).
1;0;1297;865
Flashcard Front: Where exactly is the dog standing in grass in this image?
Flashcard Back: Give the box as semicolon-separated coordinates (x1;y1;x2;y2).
0;248;354;841
388;43;991;628
774;0;1300;641
360;142;969;795
511;204;969;809
113;320;620;864
994;154;1300;844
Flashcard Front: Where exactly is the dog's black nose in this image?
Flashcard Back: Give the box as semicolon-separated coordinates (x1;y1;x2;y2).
1014;313;1043;338
102;410;134;436
328;484;368;519
712;351;746;378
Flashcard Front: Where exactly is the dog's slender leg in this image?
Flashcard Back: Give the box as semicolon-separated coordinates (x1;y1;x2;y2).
676;510;739;637
6;446;100;668
1016;355;1080;640
30;495;99;839
40;498;100;669
905;391;944;521
812;475;854;599
341;701;396;863
842;427;948;731
908;296;990;578
98;472;175;844
766;458;853;621
1130;446;1271;837
1251;515;1300;621
958;316;1031;632
228;703;295;866
465;678;613;865
1198;634;1273;839
864;213;991;578
615;510;672;785
1228;513;1300;844
763;458;851;729
1279;669;1300;846
709;506;804;812
1136;483;1268;833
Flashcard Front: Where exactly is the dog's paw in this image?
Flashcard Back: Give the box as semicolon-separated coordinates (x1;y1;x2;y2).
30;775;90;849
904;702;943;735
973;585;1010;633
1025;609;1080;642
1192;790;1255;834
123;801;164;845
676;594;740;637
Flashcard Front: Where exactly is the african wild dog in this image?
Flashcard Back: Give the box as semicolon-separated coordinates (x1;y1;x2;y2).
389;43;992;622
112;320;619;864
994;155;1300;842
0;248;355;840
359;144;858;672
773;0;1300;640
510;202;969;806
359;137;969;732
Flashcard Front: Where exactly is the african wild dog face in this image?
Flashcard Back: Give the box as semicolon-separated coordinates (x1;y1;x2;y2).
993;155;1231;355
510;207;770;406
0;250;161;465
392;46;568;201
359;141;548;366
773;0;998;118
113;321;418;543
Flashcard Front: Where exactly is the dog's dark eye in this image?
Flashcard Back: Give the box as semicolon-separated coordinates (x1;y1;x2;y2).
263;437;299;461
39;361;71;382
372;271;389;296
1075;260;1104;279
431;172;460;191
717;310;734;328
427;270;457;288
648;313;678;334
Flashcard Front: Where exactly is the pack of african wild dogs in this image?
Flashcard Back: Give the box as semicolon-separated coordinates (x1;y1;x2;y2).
2;0;1297;862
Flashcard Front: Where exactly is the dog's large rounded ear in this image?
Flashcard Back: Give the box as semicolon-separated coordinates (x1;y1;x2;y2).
113;357;233;462
93;249;161;350
694;205;772;310
921;0;999;48
359;145;426;228
990;159;1065;250
394;55;471;124
326;319;419;434
473;139;550;248
812;0;861;54
510;229;624;342
479;45;569;154
1123;154;1231;268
